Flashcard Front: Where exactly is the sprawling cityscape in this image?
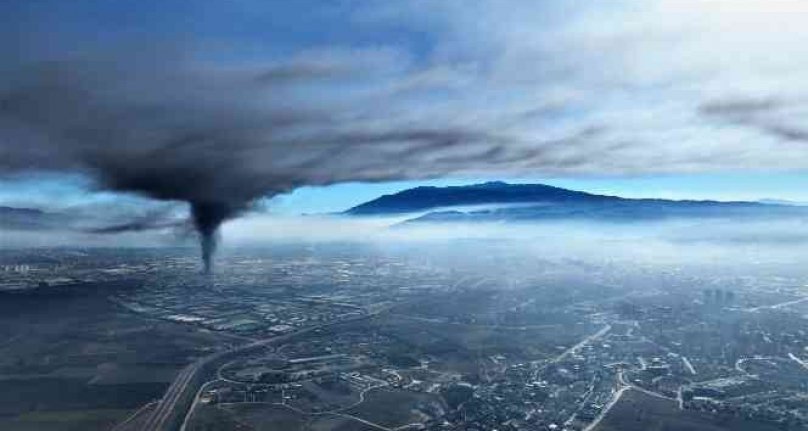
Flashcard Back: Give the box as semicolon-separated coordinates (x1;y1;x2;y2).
0;242;806;431
4;0;808;430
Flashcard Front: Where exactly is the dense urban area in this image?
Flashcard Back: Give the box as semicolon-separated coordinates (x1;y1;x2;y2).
0;242;806;431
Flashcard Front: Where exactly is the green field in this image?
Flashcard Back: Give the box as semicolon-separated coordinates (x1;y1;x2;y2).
307;414;380;431
185;404;249;431
595;389;785;431
222;404;307;431
0;409;132;431
344;388;444;428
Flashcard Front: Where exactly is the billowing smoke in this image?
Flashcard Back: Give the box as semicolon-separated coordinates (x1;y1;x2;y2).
83;208;186;234
0;47;510;270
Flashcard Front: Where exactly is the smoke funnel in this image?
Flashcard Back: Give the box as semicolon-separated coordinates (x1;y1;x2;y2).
190;201;234;273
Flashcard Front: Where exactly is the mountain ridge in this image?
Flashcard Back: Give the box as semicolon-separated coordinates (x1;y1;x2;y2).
343;181;779;217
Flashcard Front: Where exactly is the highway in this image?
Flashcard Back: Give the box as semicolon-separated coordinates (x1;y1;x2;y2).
616;367;675;401
140;311;381;431
141;362;200;431
557;324;611;363
681;355;697;375
582;368;677;431
531;324;611;380
743;296;808;312
789;352;808;370
582;384;630;431
111;401;157;431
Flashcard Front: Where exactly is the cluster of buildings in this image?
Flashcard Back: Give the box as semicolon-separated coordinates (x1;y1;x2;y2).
3;247;807;430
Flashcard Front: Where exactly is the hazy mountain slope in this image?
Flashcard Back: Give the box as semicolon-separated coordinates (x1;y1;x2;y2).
342;182;807;223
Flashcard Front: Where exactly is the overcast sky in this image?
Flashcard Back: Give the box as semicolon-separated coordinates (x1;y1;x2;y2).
3;0;808;217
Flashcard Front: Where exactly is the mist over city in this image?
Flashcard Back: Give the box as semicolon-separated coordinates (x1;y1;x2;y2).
2;1;808;431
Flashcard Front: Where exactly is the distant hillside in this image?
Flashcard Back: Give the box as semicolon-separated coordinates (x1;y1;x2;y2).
344;181;616;215
343;181;807;222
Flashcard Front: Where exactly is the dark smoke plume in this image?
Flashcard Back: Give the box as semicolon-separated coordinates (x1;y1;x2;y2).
0;40;615;270
0;49;510;270
84;216;185;234
190;202;240;273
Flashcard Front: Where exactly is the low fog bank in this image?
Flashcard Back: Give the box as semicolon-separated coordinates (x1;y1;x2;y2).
5;213;808;270
224;213;808;246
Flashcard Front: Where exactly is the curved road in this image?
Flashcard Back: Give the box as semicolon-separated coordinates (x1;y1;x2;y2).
140;311;380;431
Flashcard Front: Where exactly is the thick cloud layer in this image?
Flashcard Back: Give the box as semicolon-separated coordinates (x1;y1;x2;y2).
4;0;808;267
